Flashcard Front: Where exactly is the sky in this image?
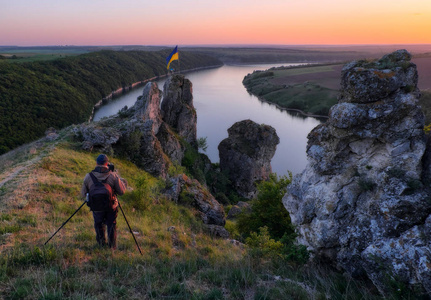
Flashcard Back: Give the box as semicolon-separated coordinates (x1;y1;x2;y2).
1;0;430;46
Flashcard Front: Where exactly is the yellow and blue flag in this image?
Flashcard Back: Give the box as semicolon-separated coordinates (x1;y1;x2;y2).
166;46;179;70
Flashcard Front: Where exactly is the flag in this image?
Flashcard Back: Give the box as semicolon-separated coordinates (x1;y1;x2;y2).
166;46;179;70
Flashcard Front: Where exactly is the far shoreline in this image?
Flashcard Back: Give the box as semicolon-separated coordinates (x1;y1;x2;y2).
256;95;329;121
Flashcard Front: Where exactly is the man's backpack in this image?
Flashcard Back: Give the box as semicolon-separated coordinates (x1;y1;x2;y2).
87;172;114;211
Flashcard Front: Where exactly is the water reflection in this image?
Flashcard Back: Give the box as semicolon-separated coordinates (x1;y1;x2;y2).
93;64;323;175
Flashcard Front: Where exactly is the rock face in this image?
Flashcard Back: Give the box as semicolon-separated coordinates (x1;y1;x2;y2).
283;50;431;295
161;75;197;147
218;120;279;199
73;75;195;178
164;174;226;228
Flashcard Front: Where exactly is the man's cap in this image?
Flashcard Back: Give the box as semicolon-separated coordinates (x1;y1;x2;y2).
96;154;109;165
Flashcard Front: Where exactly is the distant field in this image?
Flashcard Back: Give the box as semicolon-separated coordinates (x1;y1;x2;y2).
271;64;343;90
0;49;89;63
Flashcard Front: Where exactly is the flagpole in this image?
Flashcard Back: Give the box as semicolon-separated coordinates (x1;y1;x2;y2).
178;46;181;74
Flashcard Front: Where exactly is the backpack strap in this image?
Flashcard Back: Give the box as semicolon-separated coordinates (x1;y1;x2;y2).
102;173;112;184
89;172;100;185
89;172;113;186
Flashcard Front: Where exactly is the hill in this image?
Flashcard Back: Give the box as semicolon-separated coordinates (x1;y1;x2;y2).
0;74;390;299
0;50;222;155
0;126;390;299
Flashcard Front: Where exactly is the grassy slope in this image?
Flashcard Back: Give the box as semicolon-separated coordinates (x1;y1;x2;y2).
0;132;384;299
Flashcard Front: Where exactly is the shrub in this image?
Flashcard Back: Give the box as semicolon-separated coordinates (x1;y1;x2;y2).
237;173;294;240
197;137;208;152
279;233;310;264
246;226;284;258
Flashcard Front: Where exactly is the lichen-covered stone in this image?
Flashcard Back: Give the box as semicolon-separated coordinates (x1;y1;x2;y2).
283;50;431;296
339;49;419;104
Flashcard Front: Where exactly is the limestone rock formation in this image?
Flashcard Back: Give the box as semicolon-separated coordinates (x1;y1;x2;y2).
165;174;226;227
161;75;197;147
283;50;431;295
218;120;279;199
73;75;196;178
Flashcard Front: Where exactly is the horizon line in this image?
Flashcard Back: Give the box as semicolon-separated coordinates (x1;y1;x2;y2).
1;43;431;48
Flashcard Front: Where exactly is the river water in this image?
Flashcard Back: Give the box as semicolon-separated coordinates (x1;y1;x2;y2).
93;64;323;175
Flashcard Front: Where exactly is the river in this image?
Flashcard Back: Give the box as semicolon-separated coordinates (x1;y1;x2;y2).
93;64;323;175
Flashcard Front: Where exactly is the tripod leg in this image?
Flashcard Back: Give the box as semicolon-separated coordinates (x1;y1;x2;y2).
118;201;143;255
44;201;87;246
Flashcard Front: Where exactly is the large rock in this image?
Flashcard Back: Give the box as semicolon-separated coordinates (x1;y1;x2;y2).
161;75;197;147
283;50;431;296
73;78;194;178
218;120;279;199
165;174;226;227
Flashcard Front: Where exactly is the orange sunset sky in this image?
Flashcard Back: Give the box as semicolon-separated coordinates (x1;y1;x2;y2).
1;0;430;46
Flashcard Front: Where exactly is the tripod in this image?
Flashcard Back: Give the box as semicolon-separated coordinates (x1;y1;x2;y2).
44;200;87;246
44;199;143;255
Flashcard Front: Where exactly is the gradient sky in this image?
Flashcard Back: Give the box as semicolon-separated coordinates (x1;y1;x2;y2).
1;0;430;46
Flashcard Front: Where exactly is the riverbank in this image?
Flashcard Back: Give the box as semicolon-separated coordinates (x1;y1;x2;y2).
256;95;329;120
242;64;340;117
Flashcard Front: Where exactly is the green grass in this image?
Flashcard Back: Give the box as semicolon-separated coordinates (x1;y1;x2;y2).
0;139;391;299
244;78;337;116
265;84;338;115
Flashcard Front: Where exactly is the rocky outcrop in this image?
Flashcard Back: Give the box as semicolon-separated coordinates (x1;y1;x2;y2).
218;120;279;199
283;50;431;295
161;75;197;147
165;174;226;227
73;74;228;236
73;75;195;178
227;201;251;219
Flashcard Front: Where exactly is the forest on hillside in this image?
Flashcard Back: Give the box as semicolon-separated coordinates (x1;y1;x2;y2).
0;50;221;154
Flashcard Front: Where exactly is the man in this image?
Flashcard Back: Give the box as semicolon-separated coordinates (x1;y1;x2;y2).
81;154;127;249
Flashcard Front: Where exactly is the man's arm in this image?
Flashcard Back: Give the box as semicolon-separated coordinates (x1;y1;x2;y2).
113;174;127;196
80;174;90;199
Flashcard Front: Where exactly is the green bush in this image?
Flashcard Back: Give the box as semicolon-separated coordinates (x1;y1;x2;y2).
197;137;208;152
236;173;309;264
237;173;294;240
246;226;284;258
